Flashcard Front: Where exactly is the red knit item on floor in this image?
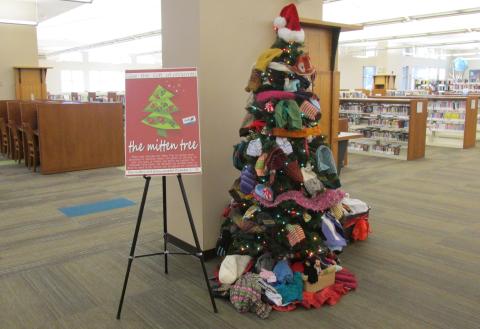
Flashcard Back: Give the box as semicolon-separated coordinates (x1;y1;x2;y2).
335;268;358;290
301;283;348;308
352;218;370;241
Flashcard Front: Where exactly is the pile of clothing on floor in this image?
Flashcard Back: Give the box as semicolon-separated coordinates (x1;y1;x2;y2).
212;252;358;319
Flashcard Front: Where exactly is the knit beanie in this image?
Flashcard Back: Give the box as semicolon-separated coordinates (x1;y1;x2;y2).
219;255;252;285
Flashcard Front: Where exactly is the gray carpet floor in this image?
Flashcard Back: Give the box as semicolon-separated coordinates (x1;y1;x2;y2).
0;146;479;329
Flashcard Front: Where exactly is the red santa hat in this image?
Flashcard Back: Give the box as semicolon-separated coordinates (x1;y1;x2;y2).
273;3;305;43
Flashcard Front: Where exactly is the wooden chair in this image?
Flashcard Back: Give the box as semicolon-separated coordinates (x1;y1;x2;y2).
22;123;39;172
0;118;10;156
9;120;23;163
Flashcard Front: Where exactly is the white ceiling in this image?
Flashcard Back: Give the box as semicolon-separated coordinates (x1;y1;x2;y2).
324;0;480;52
36;0;161;56
0;0;84;23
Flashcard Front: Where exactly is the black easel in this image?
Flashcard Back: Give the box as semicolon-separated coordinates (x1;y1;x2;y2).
116;174;218;319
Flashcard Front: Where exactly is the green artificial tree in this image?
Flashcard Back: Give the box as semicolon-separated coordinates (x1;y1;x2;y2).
142;85;180;136
216;4;347;262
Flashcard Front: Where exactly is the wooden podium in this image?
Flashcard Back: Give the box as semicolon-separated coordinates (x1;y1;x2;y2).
300;19;362;162
14;67;50;101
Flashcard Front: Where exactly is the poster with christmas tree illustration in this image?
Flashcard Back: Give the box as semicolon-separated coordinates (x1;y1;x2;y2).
125;68;201;176
141;85;181;137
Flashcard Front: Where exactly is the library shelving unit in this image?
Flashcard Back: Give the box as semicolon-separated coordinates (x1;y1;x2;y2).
425;96;478;148
339;98;427;160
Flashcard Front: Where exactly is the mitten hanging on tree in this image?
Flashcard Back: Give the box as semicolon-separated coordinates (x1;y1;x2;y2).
245;69;262;93
286;224;306;246
240;165;257;194
330;203;344;220
255;184;274;202
300;100;321;121
255;153;268;176
275;137;293;155
266;147;288;171
246;138;263;157
301;163;324;195
285;160;303;183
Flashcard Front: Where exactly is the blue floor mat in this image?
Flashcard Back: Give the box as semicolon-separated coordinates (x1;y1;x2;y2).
59;198;135;217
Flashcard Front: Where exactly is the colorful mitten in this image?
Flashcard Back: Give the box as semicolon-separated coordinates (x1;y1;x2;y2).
275;137;293;155
255;153;268;176
254;184;274;202
316;145;337;175
286;224;306;246
245;69;262;93
301;163;324;195
285;160;303;183
266;147;288;171
300;100;320;121
246;138;262;157
240;165;256;194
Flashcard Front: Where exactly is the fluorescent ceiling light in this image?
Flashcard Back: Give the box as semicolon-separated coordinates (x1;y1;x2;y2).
0;18;37;26
60;0;93;3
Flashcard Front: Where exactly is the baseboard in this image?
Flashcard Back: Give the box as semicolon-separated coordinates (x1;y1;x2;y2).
166;233;217;261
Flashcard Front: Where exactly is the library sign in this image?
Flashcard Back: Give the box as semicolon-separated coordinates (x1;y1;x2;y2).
125;68;201;176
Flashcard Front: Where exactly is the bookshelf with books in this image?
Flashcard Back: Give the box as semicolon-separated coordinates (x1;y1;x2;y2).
425;96;478;148
339;98;427;160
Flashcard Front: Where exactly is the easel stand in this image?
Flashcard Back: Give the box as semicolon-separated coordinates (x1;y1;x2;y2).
116;174;218;319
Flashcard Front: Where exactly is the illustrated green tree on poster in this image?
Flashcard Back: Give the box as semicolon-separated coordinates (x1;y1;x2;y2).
142;85;181;137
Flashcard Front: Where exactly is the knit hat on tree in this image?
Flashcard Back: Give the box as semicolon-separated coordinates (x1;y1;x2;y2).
273;3;305;43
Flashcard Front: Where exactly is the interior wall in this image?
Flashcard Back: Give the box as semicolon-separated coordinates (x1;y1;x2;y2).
162;0;322;250
0;24;39;99
339;49;450;90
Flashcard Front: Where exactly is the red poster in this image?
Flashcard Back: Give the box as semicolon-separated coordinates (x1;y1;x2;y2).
125;68;201;176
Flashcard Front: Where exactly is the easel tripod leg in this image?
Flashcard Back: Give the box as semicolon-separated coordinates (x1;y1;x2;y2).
177;174;218;313
116;175;152;320
162;175;168;274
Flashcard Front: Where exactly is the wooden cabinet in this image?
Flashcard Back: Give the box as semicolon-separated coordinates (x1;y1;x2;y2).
373;74;396;96
14;67;50;101
300;19;361;161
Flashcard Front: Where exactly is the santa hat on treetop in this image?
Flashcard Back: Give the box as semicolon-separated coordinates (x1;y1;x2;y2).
273;3;305;43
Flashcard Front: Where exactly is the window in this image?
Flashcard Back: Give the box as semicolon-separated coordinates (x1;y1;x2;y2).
60;70;85;92
401;66;409;90
362;66;376;90
88;70;125;92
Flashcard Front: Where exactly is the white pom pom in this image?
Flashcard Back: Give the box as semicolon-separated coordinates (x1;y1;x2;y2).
278;28;305;43
293;29;305;43
278;27;294;42
274;16;287;28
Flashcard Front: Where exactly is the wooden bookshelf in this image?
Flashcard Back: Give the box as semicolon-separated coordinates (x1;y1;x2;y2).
339;98;427;160
370;95;478;149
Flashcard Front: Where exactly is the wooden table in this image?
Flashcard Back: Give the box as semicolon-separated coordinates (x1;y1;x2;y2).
335;132;364;173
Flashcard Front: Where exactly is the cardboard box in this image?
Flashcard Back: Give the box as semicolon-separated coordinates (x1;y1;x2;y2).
303;266;336;293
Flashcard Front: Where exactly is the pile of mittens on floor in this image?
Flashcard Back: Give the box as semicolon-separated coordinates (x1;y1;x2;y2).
212;252;358;319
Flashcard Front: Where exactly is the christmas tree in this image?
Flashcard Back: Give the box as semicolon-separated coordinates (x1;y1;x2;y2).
142;85;180;137
216;4;350;261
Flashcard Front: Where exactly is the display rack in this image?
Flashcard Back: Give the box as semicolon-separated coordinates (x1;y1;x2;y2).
425;96;478;148
339;98;427;160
